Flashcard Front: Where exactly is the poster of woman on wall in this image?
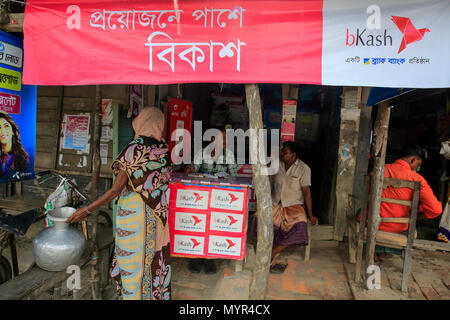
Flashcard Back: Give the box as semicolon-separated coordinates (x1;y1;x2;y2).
0;111;33;180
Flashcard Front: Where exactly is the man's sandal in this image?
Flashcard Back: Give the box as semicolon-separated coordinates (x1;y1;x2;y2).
270;263;288;274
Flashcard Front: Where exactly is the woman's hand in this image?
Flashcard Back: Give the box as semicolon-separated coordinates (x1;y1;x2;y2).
65;170;128;225
66;208;89;224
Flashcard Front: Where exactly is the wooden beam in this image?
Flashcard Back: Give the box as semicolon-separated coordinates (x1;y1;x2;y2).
413;239;450;252
351;87;372;217
54;87;65;170
364;101;391;279
245;83;273;300
88;85;103;300
334;87;362;241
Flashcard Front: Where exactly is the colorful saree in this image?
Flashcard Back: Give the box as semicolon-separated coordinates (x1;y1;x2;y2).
111;136;171;300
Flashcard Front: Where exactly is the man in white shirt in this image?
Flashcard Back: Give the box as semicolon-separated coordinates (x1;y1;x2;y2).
269;141;318;273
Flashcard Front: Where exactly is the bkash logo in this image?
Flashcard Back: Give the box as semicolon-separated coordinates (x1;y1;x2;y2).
192;215;202;225
391;16;430;54
191;238;201;248
178;239;202;249
178;216;202;226
228;215;239;226
213;239;236;249
214;193;239;204
229;193;239;204
226;239;236;249
345;5;430;54
214;216;239;226
193;193;204;203
179;192;203;203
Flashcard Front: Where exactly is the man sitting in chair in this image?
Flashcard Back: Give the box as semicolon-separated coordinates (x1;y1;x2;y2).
265;141;318;273
375;145;442;260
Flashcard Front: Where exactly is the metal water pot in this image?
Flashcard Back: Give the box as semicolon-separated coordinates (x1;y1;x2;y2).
32;207;86;271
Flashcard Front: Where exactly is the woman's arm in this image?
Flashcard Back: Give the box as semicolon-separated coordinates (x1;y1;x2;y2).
66;170;128;223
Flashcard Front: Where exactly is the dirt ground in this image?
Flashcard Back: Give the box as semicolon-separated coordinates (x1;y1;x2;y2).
1;220;449;300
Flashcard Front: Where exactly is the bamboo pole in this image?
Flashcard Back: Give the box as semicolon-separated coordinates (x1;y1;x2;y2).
245;83;273;300
89;85;102;300
364;101;390;280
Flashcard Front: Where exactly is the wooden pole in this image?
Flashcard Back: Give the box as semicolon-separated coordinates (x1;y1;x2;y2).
352;87;372;282
364;101;390;278
245;83;273;300
334;87;361;241
88;85;102;300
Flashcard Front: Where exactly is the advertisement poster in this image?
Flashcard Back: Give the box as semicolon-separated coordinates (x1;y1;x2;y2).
101;98;113;125
128;84;143;119
168;183;248;260
168;97;193;155
63;114;90;153
0;31;36;183
281;100;297;142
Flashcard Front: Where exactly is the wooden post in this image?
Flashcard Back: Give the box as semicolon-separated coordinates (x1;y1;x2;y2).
54;86;65;170
352;87;372;282
88;85;103;300
364;101;391;277
245;83;273;300
334;87;361;241
352;87;372;199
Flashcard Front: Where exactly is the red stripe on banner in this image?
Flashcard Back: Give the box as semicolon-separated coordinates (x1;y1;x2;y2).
23;0;323;85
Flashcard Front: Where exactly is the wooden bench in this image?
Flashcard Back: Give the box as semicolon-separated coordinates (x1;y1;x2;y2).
0;195;44;216
0;227;113;300
347;176;420;293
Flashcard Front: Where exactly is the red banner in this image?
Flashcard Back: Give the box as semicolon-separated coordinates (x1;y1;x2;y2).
23;0;450;88
23;0;322;85
168;183;248;260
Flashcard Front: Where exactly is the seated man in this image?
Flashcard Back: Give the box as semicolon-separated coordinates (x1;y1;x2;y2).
253;141;318;274
184;127;237;274
185;127;237;177
376;145;442;260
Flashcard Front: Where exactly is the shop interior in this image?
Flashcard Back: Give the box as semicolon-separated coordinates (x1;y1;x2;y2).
114;84;449;239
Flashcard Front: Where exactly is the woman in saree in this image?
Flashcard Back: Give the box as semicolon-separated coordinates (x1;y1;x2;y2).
67;107;171;300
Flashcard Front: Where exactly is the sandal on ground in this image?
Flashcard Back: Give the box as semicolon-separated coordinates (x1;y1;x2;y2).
188;260;202;273
203;259;217;274
270;263;288;274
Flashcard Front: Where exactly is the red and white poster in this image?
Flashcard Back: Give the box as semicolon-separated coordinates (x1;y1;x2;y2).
168;183;248;260
128;84;143;119
168;97;193;155
62;114;90;153
23;0;450;88
281;100;297;142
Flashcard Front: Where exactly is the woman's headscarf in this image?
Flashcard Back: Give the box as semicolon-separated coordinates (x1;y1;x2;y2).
132;107;165;141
